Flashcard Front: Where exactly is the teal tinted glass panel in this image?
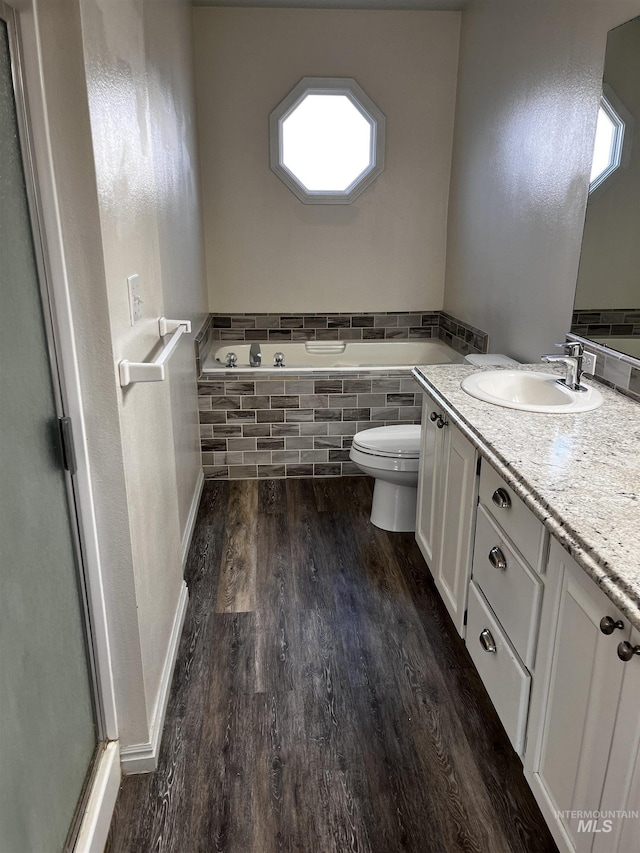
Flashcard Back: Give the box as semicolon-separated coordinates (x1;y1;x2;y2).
0;17;97;852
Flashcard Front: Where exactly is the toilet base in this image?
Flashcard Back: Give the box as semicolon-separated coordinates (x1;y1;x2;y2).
370;479;418;532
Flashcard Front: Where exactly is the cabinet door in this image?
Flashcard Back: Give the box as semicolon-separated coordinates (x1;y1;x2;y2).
528;540;628;852
593;626;640;853
433;419;477;636
415;394;443;568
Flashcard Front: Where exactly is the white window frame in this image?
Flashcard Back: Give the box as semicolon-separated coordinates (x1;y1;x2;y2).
269;77;385;205
589;83;633;197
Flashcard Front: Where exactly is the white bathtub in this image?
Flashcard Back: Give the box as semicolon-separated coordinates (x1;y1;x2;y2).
204;339;463;373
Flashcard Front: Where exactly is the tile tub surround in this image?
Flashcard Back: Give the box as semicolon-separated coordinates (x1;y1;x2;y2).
194;311;489;373
412;362;640;630
437;311;489;357
571;308;640;340
198;371;423;480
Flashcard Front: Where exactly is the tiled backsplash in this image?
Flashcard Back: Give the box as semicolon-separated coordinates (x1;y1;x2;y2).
571;308;640;339
195;310;489;374
198;371;423;480
437;312;488;356
568;334;640;402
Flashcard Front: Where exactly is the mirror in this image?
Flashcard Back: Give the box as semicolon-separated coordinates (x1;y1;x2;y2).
269;77;385;205
572;16;640;361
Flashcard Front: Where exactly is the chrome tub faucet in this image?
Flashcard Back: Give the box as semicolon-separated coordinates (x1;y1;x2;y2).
249;343;262;367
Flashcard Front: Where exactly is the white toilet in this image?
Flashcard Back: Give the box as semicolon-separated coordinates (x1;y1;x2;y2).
463;353;519;368
349;424;422;532
351;354;519;533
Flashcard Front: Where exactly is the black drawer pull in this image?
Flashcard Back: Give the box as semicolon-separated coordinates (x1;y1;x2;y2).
600;616;624;635
617;642;640;662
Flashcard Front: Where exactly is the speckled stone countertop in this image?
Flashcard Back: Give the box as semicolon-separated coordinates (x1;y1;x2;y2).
413;364;640;631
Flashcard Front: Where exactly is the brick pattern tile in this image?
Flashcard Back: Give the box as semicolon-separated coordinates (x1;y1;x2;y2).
571;337;640;403
571;308;640;341
199;371;424;480
195;311;488;367
194;310;491;480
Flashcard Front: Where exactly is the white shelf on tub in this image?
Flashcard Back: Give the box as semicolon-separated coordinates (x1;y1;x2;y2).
304;341;346;354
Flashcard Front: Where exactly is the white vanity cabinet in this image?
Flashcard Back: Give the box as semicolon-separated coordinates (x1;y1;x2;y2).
524;538;640;853
594;623;640;853
415;391;477;636
413;376;640;853
466;465;545;756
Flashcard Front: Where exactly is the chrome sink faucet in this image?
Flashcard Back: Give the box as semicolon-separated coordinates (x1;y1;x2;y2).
249;342;262;367
541;341;586;391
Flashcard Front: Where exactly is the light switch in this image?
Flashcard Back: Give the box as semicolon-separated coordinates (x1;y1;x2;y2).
127;274;142;324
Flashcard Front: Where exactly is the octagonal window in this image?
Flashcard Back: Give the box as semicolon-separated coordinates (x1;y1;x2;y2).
589;84;633;195
270;77;385;204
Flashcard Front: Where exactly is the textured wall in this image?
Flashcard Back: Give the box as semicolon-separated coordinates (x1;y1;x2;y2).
192;8;461;313
144;1;208;541
443;0;640;363
79;0;206;726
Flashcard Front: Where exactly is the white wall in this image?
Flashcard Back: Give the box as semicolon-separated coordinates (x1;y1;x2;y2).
193;8;461;313
575;17;640;310
144;1;208;541
22;0;207;749
443;0;640;363
79;0;207;726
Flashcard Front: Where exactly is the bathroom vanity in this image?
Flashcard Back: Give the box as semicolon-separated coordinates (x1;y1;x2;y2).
412;363;640;853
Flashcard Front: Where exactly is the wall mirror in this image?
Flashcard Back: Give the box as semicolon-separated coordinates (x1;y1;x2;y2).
269;77;385;205
571;16;640;362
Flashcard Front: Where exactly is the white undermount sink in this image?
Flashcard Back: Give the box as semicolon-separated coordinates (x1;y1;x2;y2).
460;370;604;413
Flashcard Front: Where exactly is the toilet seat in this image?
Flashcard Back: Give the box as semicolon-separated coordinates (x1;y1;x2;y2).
349;445;420;473
351;425;421;459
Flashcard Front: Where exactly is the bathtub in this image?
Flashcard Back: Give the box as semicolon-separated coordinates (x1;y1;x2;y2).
203;339;463;374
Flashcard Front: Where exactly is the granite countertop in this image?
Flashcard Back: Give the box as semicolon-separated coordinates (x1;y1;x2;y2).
412;363;640;631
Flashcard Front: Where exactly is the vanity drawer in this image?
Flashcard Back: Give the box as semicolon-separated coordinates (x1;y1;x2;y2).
466;581;531;757
472;505;543;668
479;463;545;571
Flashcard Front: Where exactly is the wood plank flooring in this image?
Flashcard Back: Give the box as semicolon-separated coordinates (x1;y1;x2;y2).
106;477;558;853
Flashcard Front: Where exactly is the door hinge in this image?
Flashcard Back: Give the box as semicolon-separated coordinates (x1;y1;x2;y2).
463;609;468;626
58;416;77;475
476;457;481;477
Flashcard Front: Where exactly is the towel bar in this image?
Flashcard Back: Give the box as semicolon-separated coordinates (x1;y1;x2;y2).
119;318;192;387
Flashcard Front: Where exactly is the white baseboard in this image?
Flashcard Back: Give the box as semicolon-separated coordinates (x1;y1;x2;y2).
120;581;189;774
74;741;120;853
182;468;204;569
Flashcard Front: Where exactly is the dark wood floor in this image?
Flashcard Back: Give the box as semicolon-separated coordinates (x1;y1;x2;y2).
106;477;558;853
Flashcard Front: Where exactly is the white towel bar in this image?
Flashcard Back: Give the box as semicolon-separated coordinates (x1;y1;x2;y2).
119;318;192;387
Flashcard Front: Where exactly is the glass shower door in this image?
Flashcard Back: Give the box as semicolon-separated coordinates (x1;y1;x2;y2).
0;6;99;851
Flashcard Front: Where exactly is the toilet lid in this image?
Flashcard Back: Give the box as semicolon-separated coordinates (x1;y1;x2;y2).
351;425;421;458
